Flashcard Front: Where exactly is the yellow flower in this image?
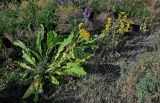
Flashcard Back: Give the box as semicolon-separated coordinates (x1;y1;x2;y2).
140;21;147;33
118;18;126;33
124;20;133;32
119;12;127;20
105;17;112;32
117;12;133;33
79;29;90;41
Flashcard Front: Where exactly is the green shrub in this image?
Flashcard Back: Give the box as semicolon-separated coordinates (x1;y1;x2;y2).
13;24;100;102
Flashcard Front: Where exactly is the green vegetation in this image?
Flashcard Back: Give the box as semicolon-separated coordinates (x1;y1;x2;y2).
0;0;160;103
13;24;88;102
0;1;55;35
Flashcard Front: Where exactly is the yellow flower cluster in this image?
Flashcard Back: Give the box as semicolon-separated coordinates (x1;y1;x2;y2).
105;17;113;32
105;12;133;34
140;20;147;33
79;29;90;41
78;22;90;41
118;12;133;33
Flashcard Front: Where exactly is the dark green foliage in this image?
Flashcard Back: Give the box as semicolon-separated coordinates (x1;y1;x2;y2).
13;25;91;102
0;1;56;35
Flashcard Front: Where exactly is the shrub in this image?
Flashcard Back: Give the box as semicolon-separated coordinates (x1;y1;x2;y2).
13;23;104;102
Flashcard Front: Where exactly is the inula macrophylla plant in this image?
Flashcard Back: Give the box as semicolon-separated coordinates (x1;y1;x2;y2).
13;23;106;102
13;25;87;102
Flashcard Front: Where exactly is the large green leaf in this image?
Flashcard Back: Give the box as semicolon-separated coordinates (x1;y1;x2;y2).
47;61;61;72
46;30;65;54
73;48;86;59
47;30;58;54
64;62;86;77
50;76;59;85
22;50;36;66
54;33;74;60
22;76;41;99
13;40;30;51
30;50;42;62
34;81;43;103
36;24;44;55
18;62;33;71
13;40;42;61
